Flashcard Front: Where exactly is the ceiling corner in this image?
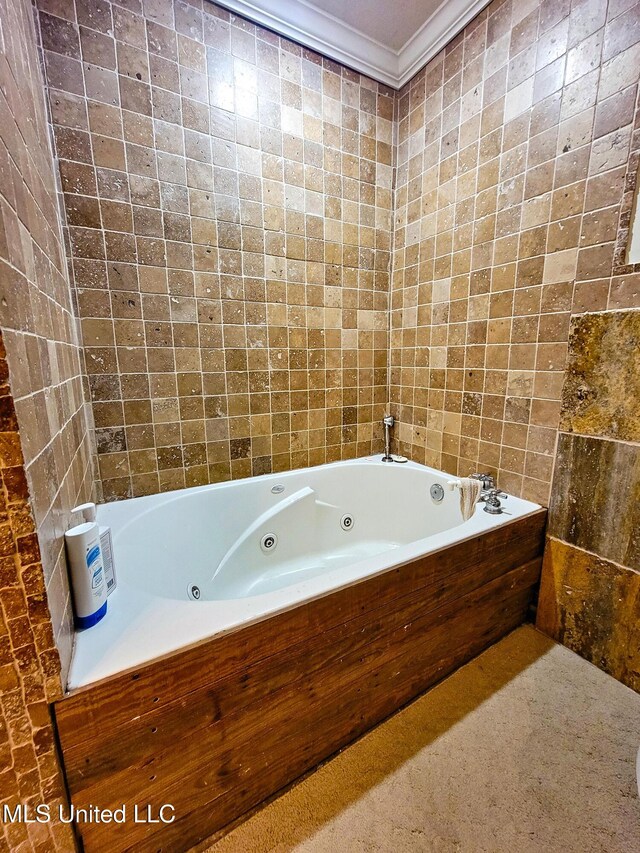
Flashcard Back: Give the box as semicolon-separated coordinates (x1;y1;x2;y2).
212;0;492;89
397;0;493;88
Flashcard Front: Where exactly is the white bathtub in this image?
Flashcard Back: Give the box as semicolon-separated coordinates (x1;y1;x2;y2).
67;457;541;690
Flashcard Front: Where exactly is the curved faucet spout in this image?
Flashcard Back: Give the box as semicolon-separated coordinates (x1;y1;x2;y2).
382;415;394;462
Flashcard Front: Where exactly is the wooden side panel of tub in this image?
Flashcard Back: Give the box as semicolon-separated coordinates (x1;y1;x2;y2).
54;510;546;852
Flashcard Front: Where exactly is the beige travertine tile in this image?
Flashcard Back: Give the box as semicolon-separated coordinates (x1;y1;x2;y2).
1;0;96;674
0;0;82;843
0;2;635;840
390;0;640;506
5;0;639;645
39;0;393;499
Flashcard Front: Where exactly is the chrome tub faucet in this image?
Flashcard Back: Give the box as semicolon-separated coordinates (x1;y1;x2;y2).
469;473;508;514
469;472;496;491
382;415;395;462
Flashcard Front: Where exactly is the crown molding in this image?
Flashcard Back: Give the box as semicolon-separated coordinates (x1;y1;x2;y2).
213;0;399;87
397;0;491;88
213;0;492;90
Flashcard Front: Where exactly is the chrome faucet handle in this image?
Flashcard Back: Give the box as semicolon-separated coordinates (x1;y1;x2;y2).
479;488;507;514
479;488;507;502
470;472;496;491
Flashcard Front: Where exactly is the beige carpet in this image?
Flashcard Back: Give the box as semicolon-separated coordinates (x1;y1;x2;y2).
200;626;640;853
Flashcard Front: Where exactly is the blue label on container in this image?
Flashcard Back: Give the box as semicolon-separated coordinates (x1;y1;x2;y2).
86;544;104;590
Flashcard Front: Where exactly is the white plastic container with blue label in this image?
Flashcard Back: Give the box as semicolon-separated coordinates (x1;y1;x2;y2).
65;504;108;629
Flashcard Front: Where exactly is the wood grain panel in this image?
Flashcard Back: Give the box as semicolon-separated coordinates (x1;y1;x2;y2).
58;512;546;735
54;511;546;852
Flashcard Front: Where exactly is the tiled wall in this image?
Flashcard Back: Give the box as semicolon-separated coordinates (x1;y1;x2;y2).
38;0;393;500
0;0;95;685
0;0;90;839
537;308;640;691
0;334;74;850
0;0;87;842
390;0;640;506
0;0;635;834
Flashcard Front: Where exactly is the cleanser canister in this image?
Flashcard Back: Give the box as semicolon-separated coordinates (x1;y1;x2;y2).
65;504;108;629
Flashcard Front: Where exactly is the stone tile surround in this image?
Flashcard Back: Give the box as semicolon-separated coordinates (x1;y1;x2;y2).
0;5;638;846
0;334;74;849
390;0;640;507
0;0;91;843
538;307;640;691
0;0;95;683
38;0;393;501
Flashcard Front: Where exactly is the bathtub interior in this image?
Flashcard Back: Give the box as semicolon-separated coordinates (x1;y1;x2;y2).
68;458;542;690
101;459;464;601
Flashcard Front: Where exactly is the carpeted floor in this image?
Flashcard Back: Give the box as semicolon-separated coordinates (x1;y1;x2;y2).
200;626;640;852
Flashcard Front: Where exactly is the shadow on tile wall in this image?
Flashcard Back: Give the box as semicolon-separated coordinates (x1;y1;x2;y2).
38;0;393;500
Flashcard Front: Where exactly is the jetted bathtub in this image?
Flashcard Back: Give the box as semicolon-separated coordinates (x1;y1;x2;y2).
57;455;546;853
68;456;542;690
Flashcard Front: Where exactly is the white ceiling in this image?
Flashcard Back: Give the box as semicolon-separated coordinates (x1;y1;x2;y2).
214;0;491;88
309;0;444;52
